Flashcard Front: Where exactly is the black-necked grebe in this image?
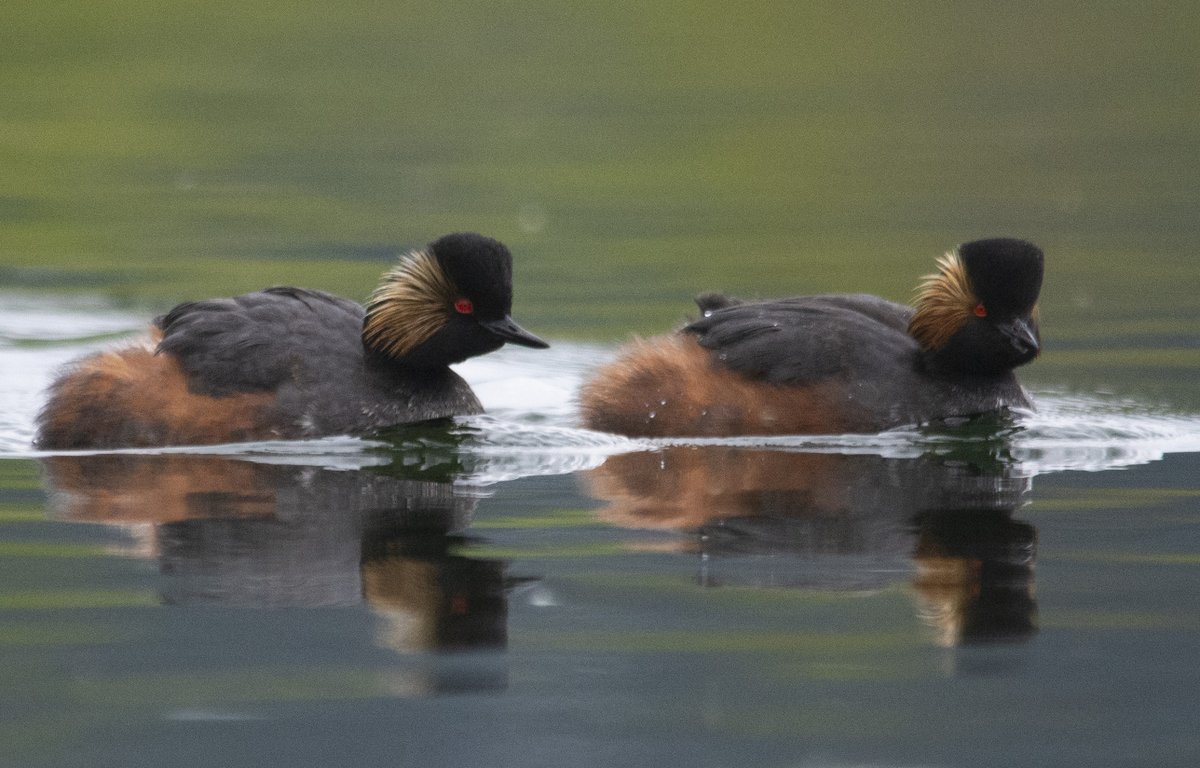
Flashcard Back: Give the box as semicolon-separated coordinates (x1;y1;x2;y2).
580;237;1043;436
37;232;547;448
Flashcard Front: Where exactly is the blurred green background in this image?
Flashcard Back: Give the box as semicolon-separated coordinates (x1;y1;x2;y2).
2;1;1198;401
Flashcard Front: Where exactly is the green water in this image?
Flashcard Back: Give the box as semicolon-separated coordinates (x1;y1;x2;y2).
5;2;1200;355
3;3;1200;766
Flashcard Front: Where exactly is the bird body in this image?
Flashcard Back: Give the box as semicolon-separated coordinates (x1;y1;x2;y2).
580;238;1043;437
37;233;546;448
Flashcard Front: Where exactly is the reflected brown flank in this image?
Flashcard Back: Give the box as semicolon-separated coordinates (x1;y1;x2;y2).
582;447;1038;646
42;453;513;666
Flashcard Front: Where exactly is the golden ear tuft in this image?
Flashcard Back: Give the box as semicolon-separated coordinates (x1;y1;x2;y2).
907;250;978;352
363;249;457;358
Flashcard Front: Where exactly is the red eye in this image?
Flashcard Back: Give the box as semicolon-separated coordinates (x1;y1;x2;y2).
973;303;987;317
454;298;474;314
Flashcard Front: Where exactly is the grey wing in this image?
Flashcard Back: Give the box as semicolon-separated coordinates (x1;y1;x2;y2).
684;294;915;383
156;287;365;396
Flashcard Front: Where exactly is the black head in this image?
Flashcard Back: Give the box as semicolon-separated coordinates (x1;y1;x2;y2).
363;232;547;368
958;238;1043;321
429;233;515;322
908;237;1044;376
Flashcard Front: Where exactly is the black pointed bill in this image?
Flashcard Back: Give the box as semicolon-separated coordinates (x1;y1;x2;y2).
998;316;1040;356
481;316;549;349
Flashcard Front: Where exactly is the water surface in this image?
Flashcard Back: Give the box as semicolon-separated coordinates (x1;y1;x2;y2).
3;299;1200;767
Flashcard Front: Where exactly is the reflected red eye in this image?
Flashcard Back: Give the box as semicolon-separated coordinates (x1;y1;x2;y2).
973;303;987;317
454;298;474;314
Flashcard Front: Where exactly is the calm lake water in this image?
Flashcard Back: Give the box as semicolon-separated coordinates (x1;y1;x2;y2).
4;2;1200;767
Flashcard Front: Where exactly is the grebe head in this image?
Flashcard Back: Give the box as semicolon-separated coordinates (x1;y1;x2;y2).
363;233;547;368
908;238;1043;375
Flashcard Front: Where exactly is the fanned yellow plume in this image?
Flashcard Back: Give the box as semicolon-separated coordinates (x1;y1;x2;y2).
907;250;978;352
363;249;457;358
